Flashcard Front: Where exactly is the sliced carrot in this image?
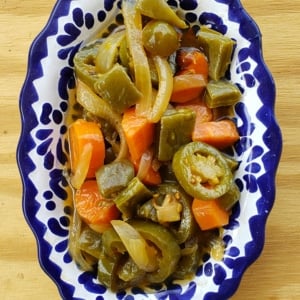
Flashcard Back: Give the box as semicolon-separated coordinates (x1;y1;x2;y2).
176;48;209;78
68;118;105;179
176;100;213;125
75;180;120;231
192;198;229;230
170;74;207;103
121;107;155;162
192;119;239;149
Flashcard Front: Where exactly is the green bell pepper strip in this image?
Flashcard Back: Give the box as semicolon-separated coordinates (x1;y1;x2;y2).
95;30;125;74
197;27;235;80
172;141;233;200
136;0;187;29
128;220;181;283
76;80;128;161
122;0;152;117
114;177;153;220
156;108;196;161
205;80;242;108
94;64;142;114
96;159;135;198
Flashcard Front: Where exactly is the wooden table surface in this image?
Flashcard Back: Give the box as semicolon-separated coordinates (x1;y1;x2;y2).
1;0;299;299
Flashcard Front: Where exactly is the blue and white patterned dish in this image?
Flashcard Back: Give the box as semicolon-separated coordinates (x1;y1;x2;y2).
17;0;282;299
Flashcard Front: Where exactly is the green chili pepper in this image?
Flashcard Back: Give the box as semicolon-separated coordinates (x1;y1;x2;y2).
97;248;124;291
78;226;102;259
128;220;181;283
156;108;196;161
114;177;153;220
95;30;125;74
205;80;242;108
142;20;180;57
94;64;142;114
137;183;197;244
119;37;131;69
117;256;146;284
73;40;102;90
172;141;233;200
172;236;201;279
96;159;135;198
197;27;235;80
217;181;240;211
158;162;178;183
101;227;126;258
136;0;187;29
222;153;239;172
137;199;158;222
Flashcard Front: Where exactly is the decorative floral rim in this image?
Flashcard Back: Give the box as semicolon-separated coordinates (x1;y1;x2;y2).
17;0;282;299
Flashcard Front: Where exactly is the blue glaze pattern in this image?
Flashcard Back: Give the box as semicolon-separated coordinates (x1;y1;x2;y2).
17;0;282;299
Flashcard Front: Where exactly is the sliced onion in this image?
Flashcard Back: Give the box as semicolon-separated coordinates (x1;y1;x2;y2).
122;0;153;117
70;143;92;189
111;220;158;272
136;149;153;181
76;79;128;161
149;56;174;122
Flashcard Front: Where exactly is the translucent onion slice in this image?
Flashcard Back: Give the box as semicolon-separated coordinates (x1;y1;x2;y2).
70;143;92;189
136;149;153;181
149;56;173;122
111;220;158;272
122;0;152;117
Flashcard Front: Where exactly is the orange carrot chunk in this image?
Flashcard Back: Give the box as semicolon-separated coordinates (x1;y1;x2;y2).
69;118;105;179
192;198;229;230
75;180;120;231
176;48;209;79
170;74;207;103
176;100;213;125
192;119;239;149
121;107;155;162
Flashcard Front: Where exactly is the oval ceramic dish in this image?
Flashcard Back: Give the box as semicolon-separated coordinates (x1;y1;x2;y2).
17;0;282;299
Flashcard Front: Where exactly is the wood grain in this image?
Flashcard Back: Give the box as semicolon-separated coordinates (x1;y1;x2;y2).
0;0;299;299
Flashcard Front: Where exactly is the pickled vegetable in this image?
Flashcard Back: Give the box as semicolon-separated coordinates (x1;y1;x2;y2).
96;159;135;198
172;141;233;200
137;0;187;29
114;177;153;219
68;0;242;291
197;27;235;80
205;80;242;108
142;20;179;57
156;108;196;161
94;64;142;114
